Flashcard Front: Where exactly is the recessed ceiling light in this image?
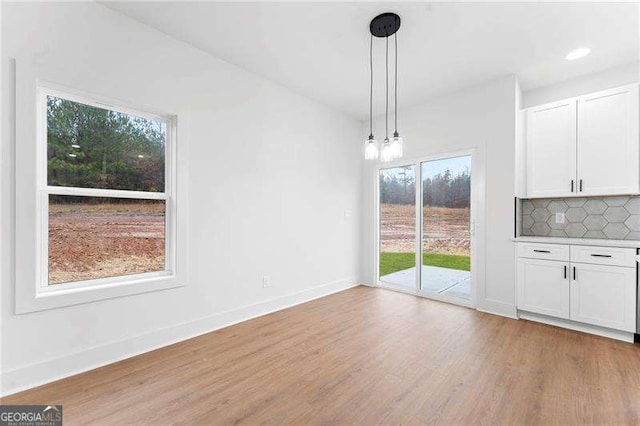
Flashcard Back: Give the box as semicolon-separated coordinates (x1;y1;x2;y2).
566;47;591;61
138;154;145;159
68;153;77;158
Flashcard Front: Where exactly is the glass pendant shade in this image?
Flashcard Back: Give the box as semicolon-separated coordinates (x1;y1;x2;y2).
380;138;393;163
390;132;403;160
364;135;379;160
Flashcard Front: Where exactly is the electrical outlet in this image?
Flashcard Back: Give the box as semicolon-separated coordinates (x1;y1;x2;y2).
555;212;565;224
262;276;271;288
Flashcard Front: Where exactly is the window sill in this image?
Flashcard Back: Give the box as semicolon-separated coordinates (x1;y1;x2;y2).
16;271;185;314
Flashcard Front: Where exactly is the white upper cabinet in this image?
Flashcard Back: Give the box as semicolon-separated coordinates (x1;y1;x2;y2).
577;85;640;196
522;84;640;198
526;100;577;198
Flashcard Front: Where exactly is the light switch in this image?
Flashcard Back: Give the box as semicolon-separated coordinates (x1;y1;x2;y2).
555;212;565;224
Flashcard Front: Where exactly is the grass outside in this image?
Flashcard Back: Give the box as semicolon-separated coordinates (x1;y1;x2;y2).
380;252;470;276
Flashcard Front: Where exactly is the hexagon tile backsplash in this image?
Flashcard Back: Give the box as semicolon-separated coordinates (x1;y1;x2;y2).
521;196;640;240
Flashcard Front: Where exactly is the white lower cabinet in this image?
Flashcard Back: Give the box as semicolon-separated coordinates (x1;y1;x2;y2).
570;263;636;332
517;258;570;319
517;243;637;335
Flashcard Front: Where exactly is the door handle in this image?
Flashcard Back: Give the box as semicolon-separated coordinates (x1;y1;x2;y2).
564;265;567;279
579;179;583;192
573;266;576;281
571;180;574;192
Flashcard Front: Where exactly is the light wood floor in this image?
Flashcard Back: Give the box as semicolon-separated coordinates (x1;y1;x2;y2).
3;286;640;424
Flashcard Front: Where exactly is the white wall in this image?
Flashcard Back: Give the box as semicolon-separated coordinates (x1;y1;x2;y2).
360;76;519;317
1;2;362;395
523;62;639;107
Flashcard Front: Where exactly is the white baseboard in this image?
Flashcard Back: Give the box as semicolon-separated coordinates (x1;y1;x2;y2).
518;311;635;343
477;298;518;319
1;279;359;397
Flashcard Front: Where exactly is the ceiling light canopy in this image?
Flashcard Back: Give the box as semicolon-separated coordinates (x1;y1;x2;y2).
565;47;591;61
365;12;403;162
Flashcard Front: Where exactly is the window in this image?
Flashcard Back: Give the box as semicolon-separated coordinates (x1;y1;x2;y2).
39;87;175;291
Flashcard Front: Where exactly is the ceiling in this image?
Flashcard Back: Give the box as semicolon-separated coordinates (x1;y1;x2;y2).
105;2;639;120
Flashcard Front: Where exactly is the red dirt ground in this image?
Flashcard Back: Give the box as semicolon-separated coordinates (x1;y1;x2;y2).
48;202;165;284
380;203;470;255
49;201;467;284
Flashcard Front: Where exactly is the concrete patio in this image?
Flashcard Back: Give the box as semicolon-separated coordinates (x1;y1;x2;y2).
380;265;471;300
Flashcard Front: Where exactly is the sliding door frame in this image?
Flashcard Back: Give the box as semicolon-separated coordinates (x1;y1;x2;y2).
374;148;484;309
375;163;419;295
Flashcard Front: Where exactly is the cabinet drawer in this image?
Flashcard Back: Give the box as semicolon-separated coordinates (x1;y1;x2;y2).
518;243;570;261
570;245;636;268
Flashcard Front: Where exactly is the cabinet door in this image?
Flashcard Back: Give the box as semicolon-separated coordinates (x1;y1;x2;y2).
577;84;639;196
526;100;577;198
517;258;570;319
570;263;637;332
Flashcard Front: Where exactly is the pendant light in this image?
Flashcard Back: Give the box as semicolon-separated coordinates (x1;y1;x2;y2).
364;34;379;160
365;12;403;162
380;35;393;163
390;33;403;159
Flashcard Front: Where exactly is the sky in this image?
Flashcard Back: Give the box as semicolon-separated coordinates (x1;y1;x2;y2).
422;155;471;180
379;155;471;180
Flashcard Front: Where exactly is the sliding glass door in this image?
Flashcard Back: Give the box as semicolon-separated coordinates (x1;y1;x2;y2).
378;165;417;289
420;155;472;301
377;153;473;306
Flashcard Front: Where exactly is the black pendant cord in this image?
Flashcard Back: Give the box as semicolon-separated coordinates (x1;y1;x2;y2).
369;34;373;138
385;35;389;140
394;33;398;135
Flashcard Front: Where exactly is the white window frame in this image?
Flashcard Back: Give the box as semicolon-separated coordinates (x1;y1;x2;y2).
15;78;185;313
